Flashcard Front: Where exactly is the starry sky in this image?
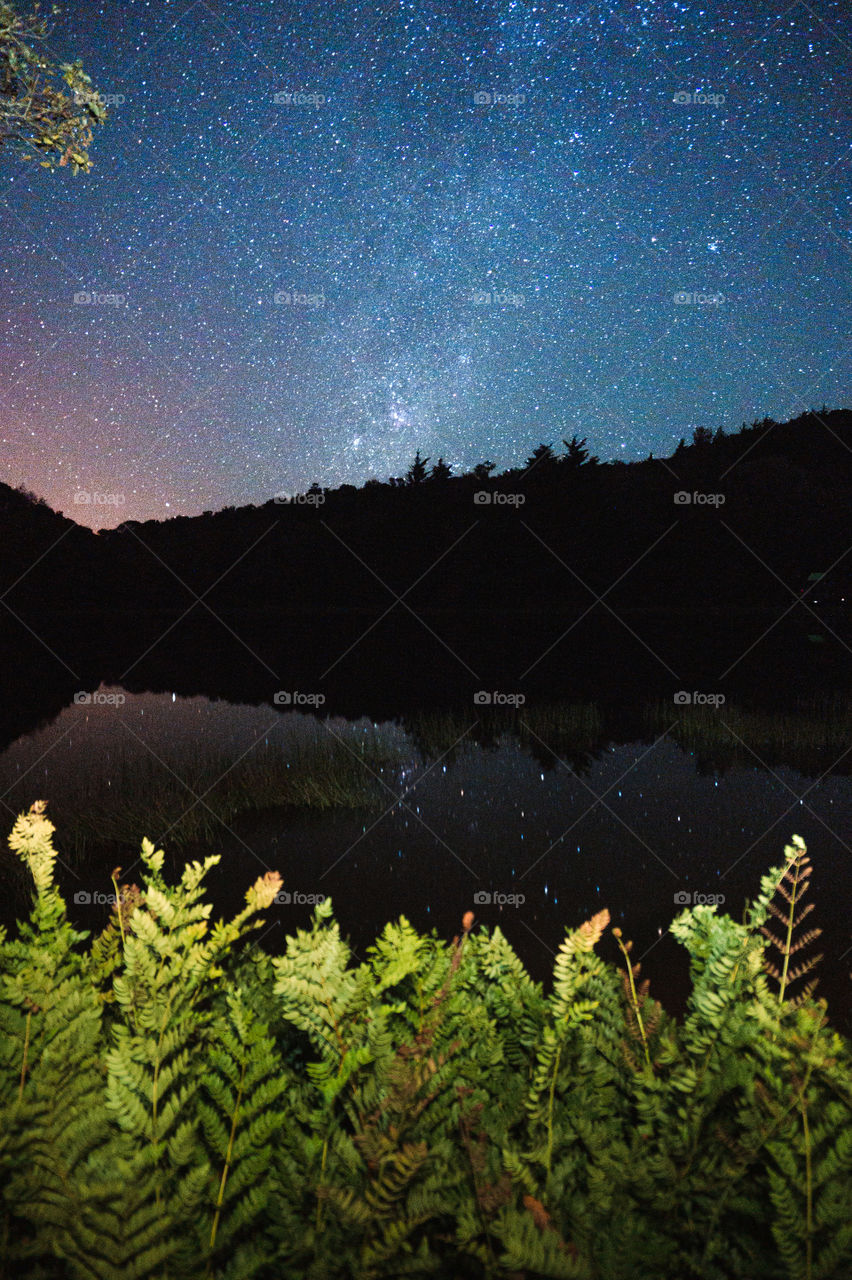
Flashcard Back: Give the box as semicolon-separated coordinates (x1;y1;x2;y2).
1;0;850;526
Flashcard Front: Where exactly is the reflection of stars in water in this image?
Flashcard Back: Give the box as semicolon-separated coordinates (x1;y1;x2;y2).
394;761;423;808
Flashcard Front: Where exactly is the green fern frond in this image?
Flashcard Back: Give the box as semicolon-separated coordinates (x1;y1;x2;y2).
760;836;823;1007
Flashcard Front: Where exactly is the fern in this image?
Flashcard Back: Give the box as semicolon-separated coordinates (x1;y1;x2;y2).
194;988;290;1278
760;835;823;1007
0;805;185;1276
1;808;851;1280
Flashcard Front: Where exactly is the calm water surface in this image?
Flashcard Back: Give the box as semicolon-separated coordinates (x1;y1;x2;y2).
1;686;849;1024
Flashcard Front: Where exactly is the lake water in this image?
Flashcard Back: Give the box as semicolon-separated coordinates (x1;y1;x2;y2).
1;684;849;1027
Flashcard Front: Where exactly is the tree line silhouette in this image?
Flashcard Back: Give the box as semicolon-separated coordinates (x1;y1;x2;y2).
1;407;850;630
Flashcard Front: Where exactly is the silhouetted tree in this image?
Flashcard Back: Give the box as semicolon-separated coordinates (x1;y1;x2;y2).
524;445;562;481
405;450;430;485
524;448;557;473
471;461;496;481
562;435;599;468
692;426;714;447
13;483;49;508
429;457;452;482
674;437;687;455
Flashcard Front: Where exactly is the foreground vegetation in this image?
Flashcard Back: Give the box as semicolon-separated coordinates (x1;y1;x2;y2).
0;804;850;1279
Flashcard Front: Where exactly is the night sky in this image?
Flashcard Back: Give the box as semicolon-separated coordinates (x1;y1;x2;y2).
1;0;850;527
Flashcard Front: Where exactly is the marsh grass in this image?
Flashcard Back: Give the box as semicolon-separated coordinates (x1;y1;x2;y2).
645;695;852;773
0;725;407;863
403;700;602;761
0;700;604;872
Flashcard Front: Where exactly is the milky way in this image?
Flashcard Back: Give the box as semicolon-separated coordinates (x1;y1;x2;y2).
1;0;850;525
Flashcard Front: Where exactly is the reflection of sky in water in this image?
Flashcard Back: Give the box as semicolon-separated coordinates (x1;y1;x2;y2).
220;735;852;1023
273;736;852;924
1;686;850;1025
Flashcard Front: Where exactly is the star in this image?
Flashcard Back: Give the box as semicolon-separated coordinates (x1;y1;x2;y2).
0;0;848;524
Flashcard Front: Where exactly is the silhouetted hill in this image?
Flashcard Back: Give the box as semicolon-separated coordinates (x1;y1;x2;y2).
3;408;851;631
0;482;99;607
86;408;851;618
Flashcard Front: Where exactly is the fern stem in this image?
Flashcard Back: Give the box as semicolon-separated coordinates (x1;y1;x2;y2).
18;1007;32;1103
545;1042;561;1178
208;1056;247;1261
778;854;802;1006
801;1092;813;1280
316;1134;329;1233
150;988;177;1212
314;969;351;1234
613;932;652;1071
110;868;128;952
110;868;141;1032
